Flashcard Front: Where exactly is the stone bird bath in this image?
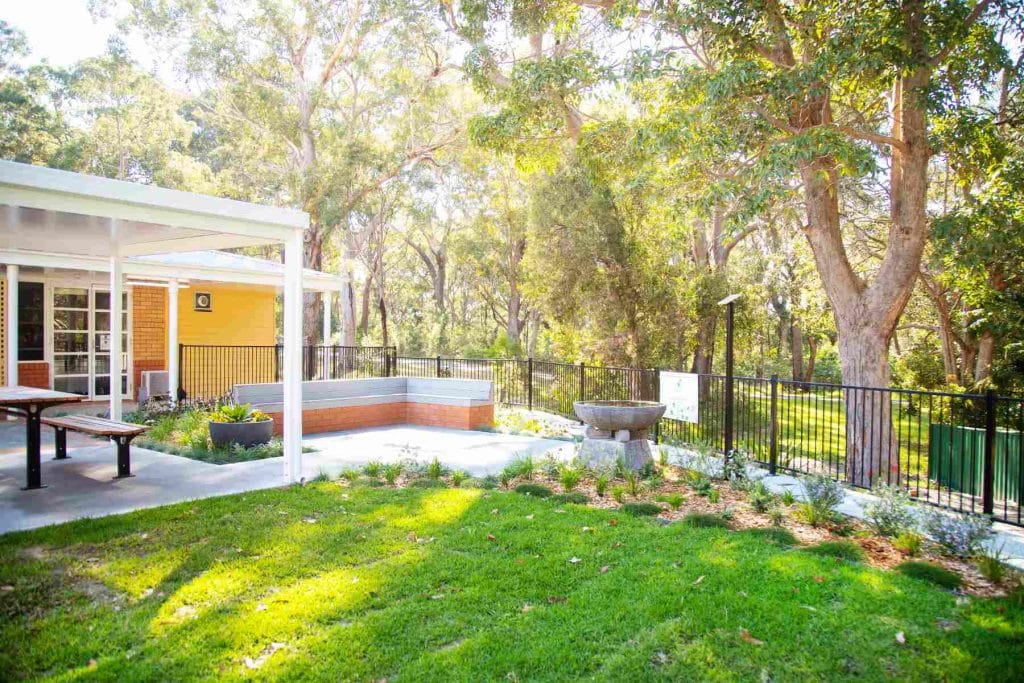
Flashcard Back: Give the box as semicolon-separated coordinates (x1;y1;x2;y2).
573;400;666;470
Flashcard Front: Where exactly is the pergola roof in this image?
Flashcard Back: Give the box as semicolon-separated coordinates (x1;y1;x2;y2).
0;160;308;256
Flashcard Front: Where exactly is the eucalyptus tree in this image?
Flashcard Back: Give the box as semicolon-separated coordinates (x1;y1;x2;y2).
101;0;463;341
629;0;1019;486
0;21;73;167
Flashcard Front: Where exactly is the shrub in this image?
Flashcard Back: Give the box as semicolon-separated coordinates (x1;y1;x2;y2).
515;483;553;498
780;490;796;506
893;531;924;557
450;470;469;488
896;561;962;589
692;477;713;498
921;509;993;557
382;463;403;486
658;446;670;468
864;483;917;537
499;471;513;487
595;472;610;497
802;475;845;515
767;505;786;527
408;477;446;489
552;492;589;505
503;455;535;481
723;449;751;487
745;527;799;546
975;545;1008;584
558;465;583;492
655;492;685;510
611;485;626;504
708;489;720;504
209;403;269;424
621;502;663;517
363;461;383;478
747;481;775;513
804;540;865;563
339;468;360;482
683;513;730;529
426;457;446;480
625;471;643;497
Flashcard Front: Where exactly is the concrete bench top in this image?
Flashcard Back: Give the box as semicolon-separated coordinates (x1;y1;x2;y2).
232;377;493;413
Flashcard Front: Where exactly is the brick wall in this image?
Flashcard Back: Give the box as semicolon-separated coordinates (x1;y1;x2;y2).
18;361;49;389
266;402;494;436
131;286;167;398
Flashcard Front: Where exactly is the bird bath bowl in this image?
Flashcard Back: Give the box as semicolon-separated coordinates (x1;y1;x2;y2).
573;400;666;471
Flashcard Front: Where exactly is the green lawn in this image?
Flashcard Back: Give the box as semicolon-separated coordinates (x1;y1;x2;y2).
1;484;1022;681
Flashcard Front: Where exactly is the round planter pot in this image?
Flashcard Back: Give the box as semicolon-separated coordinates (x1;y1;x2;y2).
209;419;274;448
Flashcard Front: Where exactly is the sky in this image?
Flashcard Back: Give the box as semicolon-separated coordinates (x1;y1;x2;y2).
3;0;173;82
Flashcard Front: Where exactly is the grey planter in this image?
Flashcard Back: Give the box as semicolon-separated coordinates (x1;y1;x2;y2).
208;419;274;448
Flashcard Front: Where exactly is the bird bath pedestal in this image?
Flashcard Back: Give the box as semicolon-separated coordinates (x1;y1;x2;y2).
573;400;666;471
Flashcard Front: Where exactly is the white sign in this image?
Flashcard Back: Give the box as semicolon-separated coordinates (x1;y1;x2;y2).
660;372;699;423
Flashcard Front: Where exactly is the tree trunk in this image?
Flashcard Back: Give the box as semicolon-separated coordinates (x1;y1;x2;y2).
803;336;818;383
838;325;899;487
302;227;325;343
378;291;389;348
358;277;372;336
791;323;804;382
975;331;994;384
690;313;716;375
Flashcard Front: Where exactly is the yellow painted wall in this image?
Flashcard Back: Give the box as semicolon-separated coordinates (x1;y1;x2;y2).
179;283;276;346
177;283;279;399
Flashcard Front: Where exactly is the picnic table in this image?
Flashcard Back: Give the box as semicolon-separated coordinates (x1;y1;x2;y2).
0;386;84;490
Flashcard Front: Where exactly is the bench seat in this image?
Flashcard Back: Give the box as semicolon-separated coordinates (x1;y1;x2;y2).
41;415;148;478
231;376;495;435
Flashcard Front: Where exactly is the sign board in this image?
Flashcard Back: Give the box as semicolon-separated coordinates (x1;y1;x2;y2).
194;292;212;312
660;371;699;423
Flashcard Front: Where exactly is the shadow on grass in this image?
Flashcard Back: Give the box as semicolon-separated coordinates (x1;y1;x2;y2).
0;484;1022;681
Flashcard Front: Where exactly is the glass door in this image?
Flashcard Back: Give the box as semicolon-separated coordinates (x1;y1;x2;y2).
91;288;129;399
52;287;91;396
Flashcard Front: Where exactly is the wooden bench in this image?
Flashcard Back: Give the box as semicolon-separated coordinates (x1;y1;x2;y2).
41;416;148;479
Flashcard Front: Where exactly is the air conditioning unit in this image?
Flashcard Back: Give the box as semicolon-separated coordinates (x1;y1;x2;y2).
138;370;170;404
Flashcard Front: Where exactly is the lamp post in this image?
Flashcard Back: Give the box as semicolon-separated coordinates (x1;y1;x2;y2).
718;294;741;455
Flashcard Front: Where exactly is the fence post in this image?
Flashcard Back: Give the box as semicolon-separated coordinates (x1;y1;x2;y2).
983;389;996;516
177;343;184;402
769;374;779;475
578;361;586;403
653;367;661;445
527;357;534;411
436;355;442;378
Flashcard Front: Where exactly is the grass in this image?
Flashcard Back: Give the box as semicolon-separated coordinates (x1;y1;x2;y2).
803;540;867;563
619;502;663;517
896;561;963;590
1;485;1023;681
515;483;554;498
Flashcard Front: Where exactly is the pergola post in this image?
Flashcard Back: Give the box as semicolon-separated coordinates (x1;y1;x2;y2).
5;264;17;386
109;221;123;421
282;229;304;482
167;280;179;403
322;291;332;346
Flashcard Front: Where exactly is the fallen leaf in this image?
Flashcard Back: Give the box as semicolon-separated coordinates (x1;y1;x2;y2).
491;509;499;515
935;619;959;632
303;517;318;524
1;585;15;592
612;541;622;549
581;526;593;534
525;514;534;520
800;605;817;612
740;629;764;646
600;566;610;574
255;603;267;612
554;509;567;514
692;575;705;586
547;595;567;604
895;631;906;645
430;594;445;600
487;534;496;542
243;642;286;669
813;576;824;583
609;518;619;526
407;532;418;542
792;587;800;594
569;557;582;564
522;603;533;613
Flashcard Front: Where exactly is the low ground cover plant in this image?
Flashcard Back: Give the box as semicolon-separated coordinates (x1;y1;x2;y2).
896;561;963;589
864;482;917;537
921;509;993;557
798;474;845;527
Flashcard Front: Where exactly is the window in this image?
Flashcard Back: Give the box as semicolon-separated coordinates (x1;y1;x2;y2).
18;282;44;361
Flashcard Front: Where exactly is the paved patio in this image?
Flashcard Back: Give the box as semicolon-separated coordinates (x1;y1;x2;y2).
0;420;569;534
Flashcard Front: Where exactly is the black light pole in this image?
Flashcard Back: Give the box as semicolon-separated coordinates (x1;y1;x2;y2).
718;294;741;455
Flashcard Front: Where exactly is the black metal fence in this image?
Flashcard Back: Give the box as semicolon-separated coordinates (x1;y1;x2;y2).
178;344;1024;527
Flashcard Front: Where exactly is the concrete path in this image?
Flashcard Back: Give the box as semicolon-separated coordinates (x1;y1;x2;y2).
0;424;567;535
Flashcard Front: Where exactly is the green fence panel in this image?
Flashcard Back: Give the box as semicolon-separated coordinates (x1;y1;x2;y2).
928;424;1021;502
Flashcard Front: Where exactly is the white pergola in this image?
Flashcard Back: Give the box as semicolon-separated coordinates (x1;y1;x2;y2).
0;160;312;483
